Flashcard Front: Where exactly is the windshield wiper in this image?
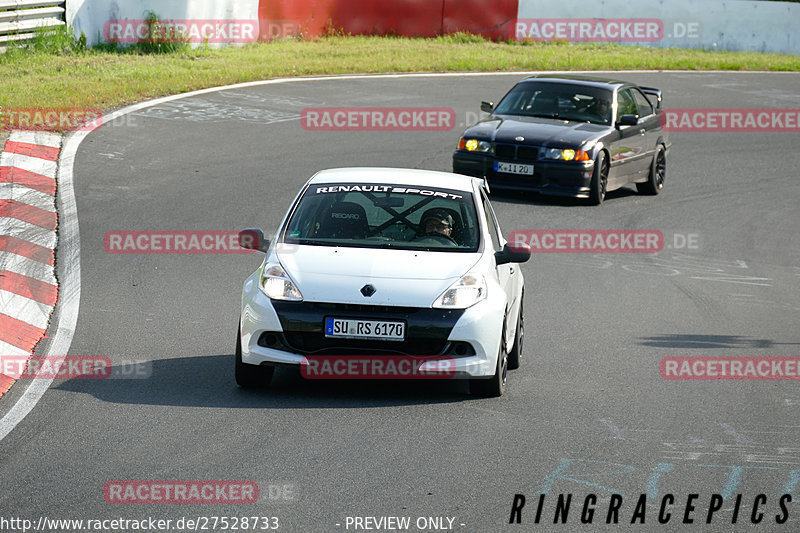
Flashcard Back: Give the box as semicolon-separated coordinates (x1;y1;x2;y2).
286;238;339;246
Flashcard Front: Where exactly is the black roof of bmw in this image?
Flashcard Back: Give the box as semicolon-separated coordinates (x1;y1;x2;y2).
520;74;628;88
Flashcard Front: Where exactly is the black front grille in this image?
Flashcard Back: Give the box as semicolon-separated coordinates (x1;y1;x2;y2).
495;144;516;160
281;333;448;356
313;303;417;314
269;301;466;357
517;146;540;161
495;144;540;163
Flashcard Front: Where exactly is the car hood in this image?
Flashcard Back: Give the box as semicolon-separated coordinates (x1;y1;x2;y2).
275;245;481;306
464;115;610;147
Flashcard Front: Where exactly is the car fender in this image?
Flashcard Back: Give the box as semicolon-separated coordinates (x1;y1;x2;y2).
448;282;506;370
240;268;284;356
505;282;524;353
581;140;606;161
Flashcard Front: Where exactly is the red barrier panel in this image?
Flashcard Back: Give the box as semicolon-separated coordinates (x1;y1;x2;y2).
258;0;519;41
258;0;333;41
443;0;519;41
332;0;444;38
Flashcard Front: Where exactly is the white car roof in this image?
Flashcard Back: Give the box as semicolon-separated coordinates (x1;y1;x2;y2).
308;168;482;193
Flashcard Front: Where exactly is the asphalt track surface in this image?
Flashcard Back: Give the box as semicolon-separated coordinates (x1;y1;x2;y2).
1;72;799;532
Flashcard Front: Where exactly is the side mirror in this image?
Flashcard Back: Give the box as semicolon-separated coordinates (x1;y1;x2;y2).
239;228;270;253
481;101;494;113
617;114;639;128
496;242;531;266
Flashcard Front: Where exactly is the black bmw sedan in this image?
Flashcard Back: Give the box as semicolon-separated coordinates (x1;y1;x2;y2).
452;75;670;205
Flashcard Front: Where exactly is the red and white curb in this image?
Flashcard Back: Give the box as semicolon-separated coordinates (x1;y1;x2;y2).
0;131;61;398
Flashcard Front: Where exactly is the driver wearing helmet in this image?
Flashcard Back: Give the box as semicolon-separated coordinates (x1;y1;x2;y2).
415;209;458;245
422;210;454;238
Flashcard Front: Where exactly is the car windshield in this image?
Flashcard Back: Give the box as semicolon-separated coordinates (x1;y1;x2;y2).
494;81;614;126
283;183;481;252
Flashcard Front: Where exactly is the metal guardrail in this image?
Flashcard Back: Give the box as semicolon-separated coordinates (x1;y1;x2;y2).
0;0;66;52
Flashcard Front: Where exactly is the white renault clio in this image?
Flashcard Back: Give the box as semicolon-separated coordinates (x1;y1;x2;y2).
236;168;529;396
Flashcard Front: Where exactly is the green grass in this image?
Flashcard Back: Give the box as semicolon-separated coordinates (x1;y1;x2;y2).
1;32;799;117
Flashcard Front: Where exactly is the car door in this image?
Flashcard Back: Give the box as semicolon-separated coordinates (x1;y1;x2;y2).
610;88;649;184
632;87;660;171
480;189;518;347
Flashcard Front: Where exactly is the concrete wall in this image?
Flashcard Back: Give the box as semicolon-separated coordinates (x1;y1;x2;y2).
68;0;800;54
516;0;800;54
67;0;259;46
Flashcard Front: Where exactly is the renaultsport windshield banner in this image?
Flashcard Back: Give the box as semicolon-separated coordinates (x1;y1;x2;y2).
312;184;465;200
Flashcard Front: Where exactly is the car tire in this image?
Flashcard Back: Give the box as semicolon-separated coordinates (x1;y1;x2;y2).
470;328;508;397
589;151;608;205
637;144;666;195
235;327;275;388
507;297;524;370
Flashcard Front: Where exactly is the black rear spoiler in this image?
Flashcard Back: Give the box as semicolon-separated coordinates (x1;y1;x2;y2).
640;86;662;110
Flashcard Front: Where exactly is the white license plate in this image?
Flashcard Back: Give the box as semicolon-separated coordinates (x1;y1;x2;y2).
325;318;405;341
495;161;534;175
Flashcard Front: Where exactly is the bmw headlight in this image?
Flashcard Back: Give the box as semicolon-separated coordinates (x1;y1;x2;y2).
433;274;487;309
459;138;494;154
259;263;303;301
544;148;590;161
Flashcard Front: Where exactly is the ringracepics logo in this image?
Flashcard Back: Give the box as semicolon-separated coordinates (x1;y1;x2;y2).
301;108;456;132
0;108;102;132
662;109;800;132
103;231;257;254
514;19;663;42
300;356;456;379
509;492;792;526
509;230;663;253
104;481;258;504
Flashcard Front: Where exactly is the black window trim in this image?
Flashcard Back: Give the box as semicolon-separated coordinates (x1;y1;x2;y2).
632;87;655;119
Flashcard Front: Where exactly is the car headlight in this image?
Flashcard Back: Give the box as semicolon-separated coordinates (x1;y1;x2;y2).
458;138;494;154
544;148;590;161
259;263;303;301
433;274;487;309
